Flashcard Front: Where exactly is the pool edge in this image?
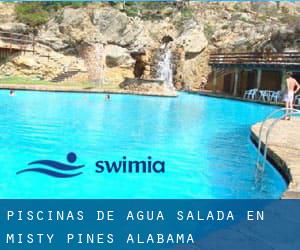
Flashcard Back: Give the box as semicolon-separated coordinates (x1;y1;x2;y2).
184;90;285;107
250;122;300;199
0;84;178;98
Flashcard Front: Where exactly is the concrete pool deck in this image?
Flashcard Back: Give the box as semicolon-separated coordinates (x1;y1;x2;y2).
251;118;300;199
0;84;178;97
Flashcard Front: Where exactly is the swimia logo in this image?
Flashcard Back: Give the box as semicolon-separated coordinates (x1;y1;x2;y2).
16;153;165;178
16;153;85;178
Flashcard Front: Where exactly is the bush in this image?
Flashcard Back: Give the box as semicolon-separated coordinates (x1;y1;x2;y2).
124;8;140;18
204;24;215;41
15;2;88;27
122;2;178;20
180;8;193;19
15;3;50;27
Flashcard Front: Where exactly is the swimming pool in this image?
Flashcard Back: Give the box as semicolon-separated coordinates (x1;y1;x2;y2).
0;90;286;198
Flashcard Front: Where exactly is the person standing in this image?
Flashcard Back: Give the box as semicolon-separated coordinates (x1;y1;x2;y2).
200;76;207;90
284;72;300;120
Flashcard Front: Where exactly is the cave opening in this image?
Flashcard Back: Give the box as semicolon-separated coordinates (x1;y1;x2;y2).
131;51;147;79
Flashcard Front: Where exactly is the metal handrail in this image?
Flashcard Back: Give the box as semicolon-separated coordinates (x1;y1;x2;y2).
261;110;300;170
256;108;300;171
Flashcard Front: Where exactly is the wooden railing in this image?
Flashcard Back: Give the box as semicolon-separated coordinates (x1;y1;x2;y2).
0;30;35;52
209;52;300;65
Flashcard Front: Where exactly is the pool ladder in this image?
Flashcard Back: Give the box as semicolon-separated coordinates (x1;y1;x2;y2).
255;108;300;184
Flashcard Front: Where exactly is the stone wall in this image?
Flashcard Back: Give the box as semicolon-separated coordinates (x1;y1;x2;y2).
79;43;105;84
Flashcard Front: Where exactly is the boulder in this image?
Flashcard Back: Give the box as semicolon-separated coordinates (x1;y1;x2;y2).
0;22;29;33
58;8;100;44
105;45;134;68
92;8;129;43
37;30;69;51
60;8;90;28
181;50;210;89
120;21;156;50
176;20;208;54
12;56;39;69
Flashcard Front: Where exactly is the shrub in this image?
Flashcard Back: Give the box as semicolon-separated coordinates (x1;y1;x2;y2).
15;2;88;27
281;6;289;14
204;23;215;40
15;3;50;27
180;8;193;19
124;8;140;18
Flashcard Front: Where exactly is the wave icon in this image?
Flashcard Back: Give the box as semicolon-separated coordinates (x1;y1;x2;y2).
16;152;85;178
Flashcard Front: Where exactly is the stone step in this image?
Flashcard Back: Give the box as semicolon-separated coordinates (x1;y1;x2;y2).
51;70;82;83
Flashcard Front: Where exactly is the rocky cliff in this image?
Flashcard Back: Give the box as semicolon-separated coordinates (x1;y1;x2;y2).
0;2;299;89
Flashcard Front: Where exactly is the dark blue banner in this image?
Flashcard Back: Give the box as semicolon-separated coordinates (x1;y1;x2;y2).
1;199;299;249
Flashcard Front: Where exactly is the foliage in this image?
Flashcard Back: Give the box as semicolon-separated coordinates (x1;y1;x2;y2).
204;23;215;41
123;2;176;20
180;7;193;20
124;8;140;18
15;2;88;27
281;6;289;14
233;3;249;13
0;76;53;85
0;76;95;88
15;3;50;27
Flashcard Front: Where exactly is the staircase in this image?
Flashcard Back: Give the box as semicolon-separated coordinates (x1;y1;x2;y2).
51;70;82;83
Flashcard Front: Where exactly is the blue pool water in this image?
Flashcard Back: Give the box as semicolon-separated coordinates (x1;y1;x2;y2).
0;90;286;198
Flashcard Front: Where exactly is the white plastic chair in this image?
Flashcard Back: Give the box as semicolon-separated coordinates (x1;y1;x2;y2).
270;91;281;103
259;90;269;101
249;88;258;99
243;90;251;99
243;88;258;99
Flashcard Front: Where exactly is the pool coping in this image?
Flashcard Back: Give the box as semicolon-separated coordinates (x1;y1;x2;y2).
250;121;300;199
0;84;178;98
0;85;288;103
185;90;286;107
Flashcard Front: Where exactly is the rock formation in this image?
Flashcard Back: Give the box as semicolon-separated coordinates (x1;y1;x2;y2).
0;2;299;90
